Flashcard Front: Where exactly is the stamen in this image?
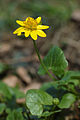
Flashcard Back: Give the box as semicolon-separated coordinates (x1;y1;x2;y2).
23;17;37;30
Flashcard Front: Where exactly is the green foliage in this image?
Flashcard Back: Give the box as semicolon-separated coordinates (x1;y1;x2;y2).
26;89;54;116
0;103;6;114
25;51;80;119
38;46;68;77
57;71;80;93
62;71;80;81
0;81;26;120
0;82;25;99
41;110;61;117
0;26;79;120
26;45;80;119
0;47;79;120
40;81;66;98
12;87;25;99
58;93;76;108
7;109;25;120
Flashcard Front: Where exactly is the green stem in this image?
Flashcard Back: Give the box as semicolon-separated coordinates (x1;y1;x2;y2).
33;40;55;80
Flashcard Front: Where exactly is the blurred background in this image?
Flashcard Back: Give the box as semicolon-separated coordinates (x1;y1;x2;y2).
0;0;80;94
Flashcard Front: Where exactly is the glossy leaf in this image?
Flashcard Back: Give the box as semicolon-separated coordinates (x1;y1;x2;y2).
38;46;68;76
58;93;76;108
26;89;54;116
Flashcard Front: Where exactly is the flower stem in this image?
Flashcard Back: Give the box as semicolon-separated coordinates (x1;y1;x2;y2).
33;40;55;80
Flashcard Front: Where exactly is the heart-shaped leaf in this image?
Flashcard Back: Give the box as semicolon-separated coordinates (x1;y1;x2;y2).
38;46;68;77
26;89;54;116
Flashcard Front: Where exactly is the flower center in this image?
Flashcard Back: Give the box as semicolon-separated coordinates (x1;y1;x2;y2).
23;17;37;30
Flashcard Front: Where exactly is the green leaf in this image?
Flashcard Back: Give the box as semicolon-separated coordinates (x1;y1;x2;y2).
41;110;61;117
26;89;54;116
0;82;12;99
41;111;54;117
62;71;80;81
6;108;11;114
58;93;76;109
12;87;25;99
40;82;66;98
0;82;25;99
58;79;80;88
0;103;6;114
58;71;80;87
7;110;25;120
38;46;68;77
68;79;80;86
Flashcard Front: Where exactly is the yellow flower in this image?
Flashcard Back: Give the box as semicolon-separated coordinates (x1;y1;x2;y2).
13;17;49;40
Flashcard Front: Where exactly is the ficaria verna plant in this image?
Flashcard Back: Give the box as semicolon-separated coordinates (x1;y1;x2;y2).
3;16;79;120
13;17;55;80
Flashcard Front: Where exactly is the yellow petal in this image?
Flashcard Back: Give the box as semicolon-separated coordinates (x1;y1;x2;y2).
26;17;28;22
13;27;25;36
30;30;37;40
37;30;46;37
16;20;25;26
35;17;41;24
25;30;30;37
13;27;23;34
17;32;22;36
26;17;34;22
37;25;49;30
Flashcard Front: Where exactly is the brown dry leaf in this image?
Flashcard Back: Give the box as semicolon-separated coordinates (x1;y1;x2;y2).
3;75;20;87
72;9;80;22
16;67;31;84
0;43;12;53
